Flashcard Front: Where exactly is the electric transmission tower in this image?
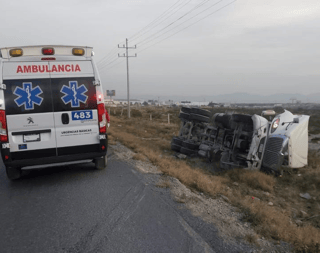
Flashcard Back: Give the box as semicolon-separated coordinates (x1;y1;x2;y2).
118;38;137;118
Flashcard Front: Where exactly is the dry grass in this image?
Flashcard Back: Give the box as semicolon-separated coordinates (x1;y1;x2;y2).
244;233;259;246
107;106;320;251
226;169;276;193
132;153;147;161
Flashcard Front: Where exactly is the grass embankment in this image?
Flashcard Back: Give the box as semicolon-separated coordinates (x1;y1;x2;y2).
107;106;320;252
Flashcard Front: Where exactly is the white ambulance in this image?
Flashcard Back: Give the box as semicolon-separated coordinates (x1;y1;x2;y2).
0;45;108;180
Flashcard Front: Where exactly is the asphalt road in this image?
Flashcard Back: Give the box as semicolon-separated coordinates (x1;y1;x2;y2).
0;148;254;253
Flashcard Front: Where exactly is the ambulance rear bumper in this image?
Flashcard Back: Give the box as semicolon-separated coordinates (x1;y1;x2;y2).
4;150;107;168
2;135;108;168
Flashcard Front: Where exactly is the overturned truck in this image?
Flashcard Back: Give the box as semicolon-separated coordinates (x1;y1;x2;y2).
171;107;310;173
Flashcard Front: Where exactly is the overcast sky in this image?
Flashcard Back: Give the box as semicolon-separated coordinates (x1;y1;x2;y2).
1;0;320;100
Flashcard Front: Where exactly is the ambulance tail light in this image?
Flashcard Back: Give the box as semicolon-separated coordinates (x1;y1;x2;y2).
0;110;8;142
42;48;55;55
97;103;106;134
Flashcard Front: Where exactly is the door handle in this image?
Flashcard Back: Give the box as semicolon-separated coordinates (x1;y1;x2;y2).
61;113;69;124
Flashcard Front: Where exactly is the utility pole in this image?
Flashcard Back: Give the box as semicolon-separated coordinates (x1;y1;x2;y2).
118;38;137;118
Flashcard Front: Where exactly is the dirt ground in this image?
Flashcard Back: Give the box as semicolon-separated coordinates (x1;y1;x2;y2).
110;142;292;252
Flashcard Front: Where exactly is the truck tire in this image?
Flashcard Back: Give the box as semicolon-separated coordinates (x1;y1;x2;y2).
199;143;211;151
191;108;211;117
189;113;210;123
171;136;183;146
198;150;207;157
6;166;22;180
94;155;108;170
180;107;191;114
182;141;199;150
171;143;182;152
179;112;190;121
219;152;232;170
232;114;252;124
180;147;197;156
213;113;232;129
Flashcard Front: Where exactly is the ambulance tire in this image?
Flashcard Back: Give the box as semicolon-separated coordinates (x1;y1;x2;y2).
6;166;22;180
94;155;108;170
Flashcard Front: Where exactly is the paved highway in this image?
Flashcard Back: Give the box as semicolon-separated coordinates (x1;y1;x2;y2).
0;148;254;253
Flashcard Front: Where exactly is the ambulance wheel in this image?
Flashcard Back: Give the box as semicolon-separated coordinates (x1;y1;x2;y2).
6;166;22;180
94;155;108;170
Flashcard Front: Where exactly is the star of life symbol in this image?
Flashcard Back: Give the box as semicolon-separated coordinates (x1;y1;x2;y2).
61;81;88;107
14;82;43;110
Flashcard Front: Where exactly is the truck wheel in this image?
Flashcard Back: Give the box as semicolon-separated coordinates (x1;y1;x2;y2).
178;112;190;121
180;107;191;114
219;152;232;170
198;150;207;157
232;114;252;124
182;141;199;150
6;166;22;180
171;136;183;146
171;143;182;152
180;147;198;156
199;144;211;151
213;113;232;129
191;108;211;117
94;155;108;170
189;113;210;123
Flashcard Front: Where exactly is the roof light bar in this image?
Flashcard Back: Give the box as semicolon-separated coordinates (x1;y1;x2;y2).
72;48;85;56
42;48;55;55
10;49;23;57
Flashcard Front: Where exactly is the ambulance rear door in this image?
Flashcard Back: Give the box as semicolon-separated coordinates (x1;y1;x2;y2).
3;61;57;160
49;61;100;156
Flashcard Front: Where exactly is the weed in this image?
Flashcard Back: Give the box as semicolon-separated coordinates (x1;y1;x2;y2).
132;153;146;161
131;109;143;117
244;233;259;246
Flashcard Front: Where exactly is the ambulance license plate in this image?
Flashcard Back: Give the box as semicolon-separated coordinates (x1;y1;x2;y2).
23;134;40;142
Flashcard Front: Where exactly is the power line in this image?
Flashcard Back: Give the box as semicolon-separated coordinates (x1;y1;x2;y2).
99;58;126;72
97;48;124;67
96;40;125;65
98;49;126;69
130;0;193;43
134;0;211;45
98;1;183;66
96;47;118;65
98;0;208;68
138;0;226;47
137;0;236;54
129;0;182;40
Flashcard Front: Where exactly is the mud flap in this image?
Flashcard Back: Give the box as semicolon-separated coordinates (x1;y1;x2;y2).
94;155;107;170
